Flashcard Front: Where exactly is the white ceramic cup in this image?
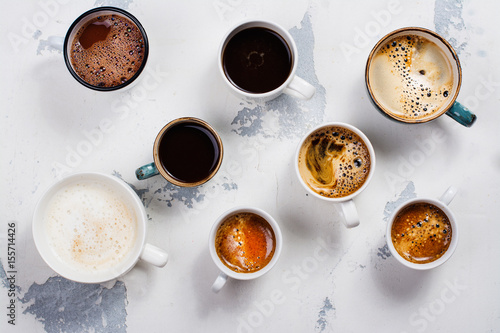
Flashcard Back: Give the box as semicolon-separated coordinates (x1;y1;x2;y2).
295;122;376;228
33;172;168;283
218;20;316;101
209;206;283;293
386;186;459;270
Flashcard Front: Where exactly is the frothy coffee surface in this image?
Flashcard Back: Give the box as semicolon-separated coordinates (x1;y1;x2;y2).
44;180;137;273
69;14;145;88
391;203;452;264
298;126;371;198
215;213;276;273
369;34;454;120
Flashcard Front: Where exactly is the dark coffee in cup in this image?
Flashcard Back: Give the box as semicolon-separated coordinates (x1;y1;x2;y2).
297;126;372;198
64;7;148;90
391;202;452;264
157;121;221;184
222;27;292;93
215;212;276;273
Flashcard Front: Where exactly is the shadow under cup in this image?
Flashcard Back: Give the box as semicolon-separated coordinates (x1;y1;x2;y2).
63;7;149;91
365;27;476;127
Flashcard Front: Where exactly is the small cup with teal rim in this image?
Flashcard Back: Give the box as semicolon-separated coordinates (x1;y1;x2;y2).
135;117;224;187
365;27;476;127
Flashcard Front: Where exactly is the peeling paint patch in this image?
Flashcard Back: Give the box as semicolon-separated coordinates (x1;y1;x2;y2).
434;0;468;55
383;181;416;222
232;11;326;140
377;244;392;260
20;277;128;333
315;297;335;332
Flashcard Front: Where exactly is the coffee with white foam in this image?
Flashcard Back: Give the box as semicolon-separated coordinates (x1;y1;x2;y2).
368;34;455;121
43;180;137;274
297;126;371;198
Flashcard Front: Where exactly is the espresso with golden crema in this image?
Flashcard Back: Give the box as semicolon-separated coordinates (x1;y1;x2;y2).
368;34;454;121
297;126;371;198
391;202;452;264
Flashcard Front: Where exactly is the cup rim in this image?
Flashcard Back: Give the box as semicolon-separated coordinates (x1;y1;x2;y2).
32;172;147;283
294;122;376;202
152;117;224;187
365;26;462;124
63;6;149;92
208;206;283;280
218;19;298;99
386;197;459;270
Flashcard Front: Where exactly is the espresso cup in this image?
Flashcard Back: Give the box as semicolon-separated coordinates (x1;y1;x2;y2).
209;206;283;293
32;172;168;283
218;20;316;101
365;27;476;127
136;117;223;187
60;6;149;91
386;186;459;270
295;122;376;228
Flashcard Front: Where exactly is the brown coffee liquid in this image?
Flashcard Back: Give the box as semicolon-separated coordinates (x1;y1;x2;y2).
391;203;452;264
222;27;292;93
158;122;220;184
70;14;145;88
215;213;276;273
298;126;371;198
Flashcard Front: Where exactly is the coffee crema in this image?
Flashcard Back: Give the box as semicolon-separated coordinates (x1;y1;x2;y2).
368;34;454;120
158;121;221;184
391;203;452;264
222;27;292;93
69;13;146;88
215;213;276;273
298;126;371;198
44;180;137;273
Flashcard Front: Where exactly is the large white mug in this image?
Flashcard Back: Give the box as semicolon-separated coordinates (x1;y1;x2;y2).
209;206;283;293
33;172;168;283
295;122;376;228
218;20;315;101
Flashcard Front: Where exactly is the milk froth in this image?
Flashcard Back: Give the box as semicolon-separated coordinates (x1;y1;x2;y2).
368;34;454;120
44;180;137;274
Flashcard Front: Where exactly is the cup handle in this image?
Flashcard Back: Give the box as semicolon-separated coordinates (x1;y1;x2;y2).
439;186;458;206
48;36;64;51
283;76;316;100
340;200;360;228
140;243;168;267
211;272;228;293
136;162;159;180
445;101;477;127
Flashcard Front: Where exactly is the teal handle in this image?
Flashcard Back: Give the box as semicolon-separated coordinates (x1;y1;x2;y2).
445;101;477;127
136;162;159;180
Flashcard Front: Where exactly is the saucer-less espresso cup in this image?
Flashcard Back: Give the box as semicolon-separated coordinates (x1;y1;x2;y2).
218;20;316;101
61;6;149;91
295;122;376;228
136;117;224;187
209;206;283;293
386;186;459;270
366;27;476;127
33;172;168;283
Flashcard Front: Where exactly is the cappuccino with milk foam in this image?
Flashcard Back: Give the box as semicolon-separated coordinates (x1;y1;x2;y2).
368;34;454;120
43;180;137;274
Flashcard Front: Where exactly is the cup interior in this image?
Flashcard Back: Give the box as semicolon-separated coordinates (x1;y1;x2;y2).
152;117;224;187
295;122;376;202
209;207;283;280
386;198;459;270
32;173;147;283
218;20;298;98
63;6;149;91
365;27;462;123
